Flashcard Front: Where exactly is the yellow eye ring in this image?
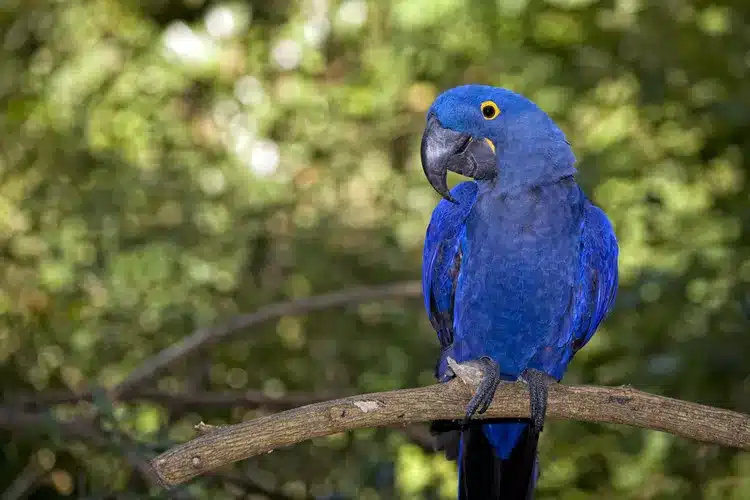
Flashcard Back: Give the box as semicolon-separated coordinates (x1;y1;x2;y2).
480;101;500;120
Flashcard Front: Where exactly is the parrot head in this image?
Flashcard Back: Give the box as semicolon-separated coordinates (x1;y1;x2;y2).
420;85;576;201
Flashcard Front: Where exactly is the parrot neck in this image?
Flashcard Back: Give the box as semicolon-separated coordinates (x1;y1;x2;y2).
491;140;577;193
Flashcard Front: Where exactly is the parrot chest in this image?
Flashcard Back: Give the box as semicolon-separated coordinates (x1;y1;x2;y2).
450;178;584;376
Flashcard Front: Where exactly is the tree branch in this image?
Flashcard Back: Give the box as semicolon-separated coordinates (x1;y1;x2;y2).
1;456;47;500
113;281;421;396
7;387;436;452
0;409;287;499
9;388;346;411
0;410;186;497
203;469;313;500
149;379;750;488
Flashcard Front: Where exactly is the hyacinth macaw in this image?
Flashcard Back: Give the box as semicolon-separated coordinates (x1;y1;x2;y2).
420;85;619;499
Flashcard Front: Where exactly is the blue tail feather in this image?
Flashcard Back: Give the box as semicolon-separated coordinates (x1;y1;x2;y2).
483;421;528;459
435;420;539;500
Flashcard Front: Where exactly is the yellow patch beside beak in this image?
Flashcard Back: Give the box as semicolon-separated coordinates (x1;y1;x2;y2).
484;138;496;154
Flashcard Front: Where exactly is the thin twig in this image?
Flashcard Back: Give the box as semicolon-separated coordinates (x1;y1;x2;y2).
0;410;108;445
1;457;47;500
9;388;346;411
0;413;190;499
0;407;320;500
204;469;312;500
7;387;435;452
0;409;194;498
113;281;421;396
149;379;750;488
194;421;223;434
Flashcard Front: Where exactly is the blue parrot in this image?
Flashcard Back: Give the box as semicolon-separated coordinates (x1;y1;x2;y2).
420;85;619;499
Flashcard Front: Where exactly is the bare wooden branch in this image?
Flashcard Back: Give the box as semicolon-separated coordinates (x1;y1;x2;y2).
9;388;347;411
7;387;436;452
0;409;190;498
1;456;47;500
150;379;750;488
203;469;311;500
114;281;421;396
0;409;287;499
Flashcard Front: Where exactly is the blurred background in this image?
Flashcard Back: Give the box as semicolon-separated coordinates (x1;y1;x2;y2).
1;0;749;498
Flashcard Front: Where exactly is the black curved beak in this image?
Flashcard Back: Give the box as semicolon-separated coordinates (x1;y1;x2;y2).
420;114;496;203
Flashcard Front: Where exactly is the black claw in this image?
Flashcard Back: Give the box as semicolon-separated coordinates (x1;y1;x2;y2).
521;368;556;435
462;356;500;425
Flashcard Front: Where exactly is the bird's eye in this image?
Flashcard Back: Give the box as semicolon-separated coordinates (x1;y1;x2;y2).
481;101;500;120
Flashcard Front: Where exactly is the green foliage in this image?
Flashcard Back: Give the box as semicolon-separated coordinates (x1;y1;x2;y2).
1;0;748;498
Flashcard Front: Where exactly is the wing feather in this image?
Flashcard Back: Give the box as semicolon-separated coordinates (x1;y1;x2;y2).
422;182;478;351
570;200;619;353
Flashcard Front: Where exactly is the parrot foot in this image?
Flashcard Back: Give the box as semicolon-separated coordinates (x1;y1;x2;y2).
446;356;500;425
520;368;556;435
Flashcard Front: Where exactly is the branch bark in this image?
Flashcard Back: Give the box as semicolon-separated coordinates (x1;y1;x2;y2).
113;281;421;396
150;379;750;488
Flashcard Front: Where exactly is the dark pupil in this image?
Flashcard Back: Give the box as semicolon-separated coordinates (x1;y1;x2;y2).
482;105;495;118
